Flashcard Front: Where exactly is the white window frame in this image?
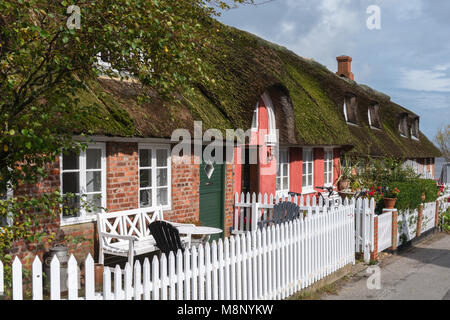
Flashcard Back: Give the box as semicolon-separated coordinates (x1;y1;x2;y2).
138;144;172;211
302;148;314;193
251;103;259;131
343;100;348;122
324;148;334;187
276;148;290;196
60;142;107;226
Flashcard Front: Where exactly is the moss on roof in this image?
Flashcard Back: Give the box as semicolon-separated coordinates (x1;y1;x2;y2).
75;23;441;159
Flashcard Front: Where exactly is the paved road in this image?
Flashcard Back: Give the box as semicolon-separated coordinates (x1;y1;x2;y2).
322;233;450;300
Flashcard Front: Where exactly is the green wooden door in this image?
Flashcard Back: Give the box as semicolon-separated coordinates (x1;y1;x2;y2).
199;162;225;240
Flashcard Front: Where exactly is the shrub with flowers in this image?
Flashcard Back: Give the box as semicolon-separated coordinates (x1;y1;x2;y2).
384;187;401;199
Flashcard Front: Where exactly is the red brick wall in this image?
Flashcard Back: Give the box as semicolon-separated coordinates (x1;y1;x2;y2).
224;163;234;237
11;160;61;268
106;142;139;212
164;154;200;223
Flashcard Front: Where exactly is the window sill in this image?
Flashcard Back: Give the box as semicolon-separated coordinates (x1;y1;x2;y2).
60;215;97;227
301;188;316;195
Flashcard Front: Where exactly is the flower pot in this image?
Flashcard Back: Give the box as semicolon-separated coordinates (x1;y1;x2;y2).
338;179;350;191
383;197;397;209
437;190;441;197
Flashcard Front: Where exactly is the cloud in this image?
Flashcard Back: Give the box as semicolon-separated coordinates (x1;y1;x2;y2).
398;68;450;92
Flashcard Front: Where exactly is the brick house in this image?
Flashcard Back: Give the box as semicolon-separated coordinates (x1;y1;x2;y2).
4;25;441;266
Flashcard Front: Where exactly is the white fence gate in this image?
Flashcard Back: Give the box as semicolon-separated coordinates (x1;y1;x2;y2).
377;211;393;252
354;198;375;262
421;202;436;233
3;207;355;300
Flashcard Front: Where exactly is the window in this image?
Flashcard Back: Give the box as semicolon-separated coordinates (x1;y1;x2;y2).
276;148;289;194
411;118;419;140
344;96;358;125
324;149;334;186
398;113;408;137
139;145;171;210
302;148;314;192
251;103;258;130
368;104;381;129
60;143;106;225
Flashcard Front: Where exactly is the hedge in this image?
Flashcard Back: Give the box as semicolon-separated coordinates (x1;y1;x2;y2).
388;179;438;211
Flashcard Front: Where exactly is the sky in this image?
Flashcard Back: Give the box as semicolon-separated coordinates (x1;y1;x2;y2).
217;0;450;143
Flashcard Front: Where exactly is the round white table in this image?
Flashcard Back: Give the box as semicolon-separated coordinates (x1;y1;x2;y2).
175;225;223;245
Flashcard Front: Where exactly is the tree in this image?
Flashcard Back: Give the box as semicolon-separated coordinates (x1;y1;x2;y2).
434;124;450;161
0;0;254;291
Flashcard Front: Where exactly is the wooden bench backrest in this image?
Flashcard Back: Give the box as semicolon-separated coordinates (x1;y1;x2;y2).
97;206;163;244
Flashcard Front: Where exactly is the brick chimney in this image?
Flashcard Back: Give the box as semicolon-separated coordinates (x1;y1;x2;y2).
336;56;354;80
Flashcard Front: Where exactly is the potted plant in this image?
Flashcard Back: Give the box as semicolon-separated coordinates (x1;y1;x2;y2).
336;157;358;191
383;187;400;209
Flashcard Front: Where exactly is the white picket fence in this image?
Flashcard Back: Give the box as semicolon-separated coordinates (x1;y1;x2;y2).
421;202;437;234
233;192;342;234
3;206;355;300
353;198;375;262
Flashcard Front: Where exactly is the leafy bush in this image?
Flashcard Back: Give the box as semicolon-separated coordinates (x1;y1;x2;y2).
387;179;438;210
441;208;450;233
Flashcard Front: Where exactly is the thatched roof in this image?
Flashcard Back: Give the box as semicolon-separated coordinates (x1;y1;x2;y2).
75;24;441;159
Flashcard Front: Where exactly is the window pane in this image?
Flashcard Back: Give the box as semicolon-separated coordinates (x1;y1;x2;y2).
276;177;280;190
308;175;313;186
283;177;288;189
62;172;79;194
140;169;152;188
277;164;281;176
140;190;152;208
283;164;288;176
302;175;306;186
86;171;102;193
86;193;102;215
62;195;80;218
156;149;168;167
139;149;151;167
157;168;167;187
157;188;168;206
302;161;306;174
63;151;79;170
308;162;312;173
86;149;102;169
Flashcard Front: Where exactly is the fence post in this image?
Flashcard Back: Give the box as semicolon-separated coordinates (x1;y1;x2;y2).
370;215;379;262
417;204;423;238
391;209;398;251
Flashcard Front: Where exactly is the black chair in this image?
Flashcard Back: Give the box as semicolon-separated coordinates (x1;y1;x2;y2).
258;201;300;229
149;221;185;256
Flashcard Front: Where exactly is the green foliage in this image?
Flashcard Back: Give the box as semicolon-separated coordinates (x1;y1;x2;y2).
387;179;438;211
441;208;450;232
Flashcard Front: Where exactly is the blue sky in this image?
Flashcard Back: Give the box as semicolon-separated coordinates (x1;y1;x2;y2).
217;0;450;142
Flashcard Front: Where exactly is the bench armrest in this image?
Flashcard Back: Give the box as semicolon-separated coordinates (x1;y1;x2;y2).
99;232;138;242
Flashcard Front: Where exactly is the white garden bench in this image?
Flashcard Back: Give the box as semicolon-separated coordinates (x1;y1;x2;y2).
97;206;192;266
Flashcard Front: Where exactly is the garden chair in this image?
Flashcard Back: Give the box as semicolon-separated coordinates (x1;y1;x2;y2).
149;220;185;256
258;201;300;229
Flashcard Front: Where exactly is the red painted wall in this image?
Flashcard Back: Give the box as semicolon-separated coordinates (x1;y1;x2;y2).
313;148;325;192
289;147;302;194
333;148;341;186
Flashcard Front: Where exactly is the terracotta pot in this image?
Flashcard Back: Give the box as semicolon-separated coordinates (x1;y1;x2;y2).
383;197;397;209
437;190;441;197
421;193;426;202
338;179;350;191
